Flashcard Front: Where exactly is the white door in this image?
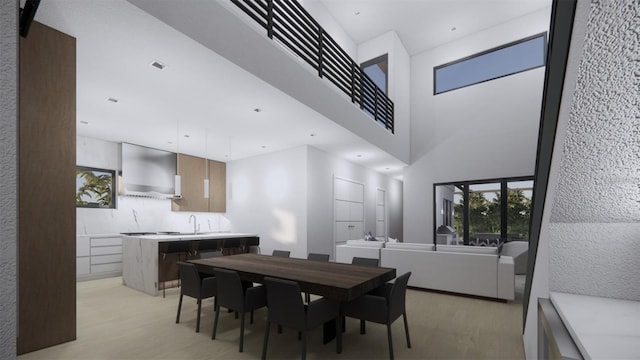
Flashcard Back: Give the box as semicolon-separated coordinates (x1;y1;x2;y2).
376;188;386;238
334;176;364;248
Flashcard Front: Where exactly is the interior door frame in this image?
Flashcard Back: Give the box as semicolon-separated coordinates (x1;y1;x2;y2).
332;175;365;258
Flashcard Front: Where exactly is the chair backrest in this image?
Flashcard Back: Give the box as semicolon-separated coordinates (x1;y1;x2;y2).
164;241;191;254
197;239;220;252
244;237;260;247
199;251;223;259
272;250;291;258
352;257;379;267
177;261;201;298
213;268;245;310
388;272;411;322
307;253;330;262
263;277;306;330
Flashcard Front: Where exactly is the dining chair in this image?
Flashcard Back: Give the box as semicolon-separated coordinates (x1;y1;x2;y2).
305;253;330;303
352;257;379;267
272;249;290;258
175;261;217;333
212;268;267;352
159;241;192;297
244;237;261;254
195;239;221;258
262;276;339;360
222;237;243;256
343;272;412;360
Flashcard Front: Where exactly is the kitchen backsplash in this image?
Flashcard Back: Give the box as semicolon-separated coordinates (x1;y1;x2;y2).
77;195;231;235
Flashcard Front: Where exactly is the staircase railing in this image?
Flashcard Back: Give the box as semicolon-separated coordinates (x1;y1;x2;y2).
231;0;394;133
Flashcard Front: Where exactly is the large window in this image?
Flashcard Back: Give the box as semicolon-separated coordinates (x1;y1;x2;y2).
435;176;533;246
361;54;388;94
434;33;546;95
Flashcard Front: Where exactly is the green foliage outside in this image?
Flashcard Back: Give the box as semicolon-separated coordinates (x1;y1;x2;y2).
454;189;531;241
76;170;113;208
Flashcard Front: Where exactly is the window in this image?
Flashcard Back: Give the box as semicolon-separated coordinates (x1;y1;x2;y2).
434;33;546;94
435;176;533;245
76;166;116;209
361;54;388;94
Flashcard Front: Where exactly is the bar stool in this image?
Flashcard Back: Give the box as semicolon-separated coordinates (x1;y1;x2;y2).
159;241;191;298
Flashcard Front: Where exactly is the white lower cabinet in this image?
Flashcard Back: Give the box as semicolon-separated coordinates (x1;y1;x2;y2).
76;235;123;281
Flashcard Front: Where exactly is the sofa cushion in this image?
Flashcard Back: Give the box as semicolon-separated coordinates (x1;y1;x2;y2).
384;243;434;251
437;245;497;255
345;239;385;248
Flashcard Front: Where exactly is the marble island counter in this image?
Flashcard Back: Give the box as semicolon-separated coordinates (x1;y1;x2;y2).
122;232;259;296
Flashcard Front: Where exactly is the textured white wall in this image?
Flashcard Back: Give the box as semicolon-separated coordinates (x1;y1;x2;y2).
0;0;17;357
306;146;403;259
548;0;640;299
404;8;551;245
524;1;635;358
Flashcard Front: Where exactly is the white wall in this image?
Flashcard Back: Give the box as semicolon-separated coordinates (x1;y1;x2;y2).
357;30;411;164
404;8;551;245
226;146;308;258
306;146;403;259
0;0;17;356
76;136;231;235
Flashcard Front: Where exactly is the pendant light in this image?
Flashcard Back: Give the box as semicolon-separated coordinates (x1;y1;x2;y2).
204;128;210;199
174;120;182;198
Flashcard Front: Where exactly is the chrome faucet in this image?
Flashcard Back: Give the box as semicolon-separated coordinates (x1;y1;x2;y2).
189;214;198;234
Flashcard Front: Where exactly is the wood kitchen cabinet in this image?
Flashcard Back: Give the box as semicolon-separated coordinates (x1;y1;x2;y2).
172;154;226;212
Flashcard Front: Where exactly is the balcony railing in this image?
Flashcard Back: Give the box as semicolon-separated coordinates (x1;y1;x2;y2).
231;0;395;133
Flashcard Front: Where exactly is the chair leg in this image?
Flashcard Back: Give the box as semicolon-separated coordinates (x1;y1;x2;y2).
305;292;310;304
212;304;220;340
196;298;202;333
239;312;246;352
387;324;394;360
403;312;412;348
261;321;271;360
360;320;366;334
301;330;307;360
176;293;183;323
251;310;254;324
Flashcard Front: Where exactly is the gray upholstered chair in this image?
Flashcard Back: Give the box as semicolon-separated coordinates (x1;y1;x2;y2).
352;256;379;267
262;276;339;360
272;249;290;258
343;272;412;360
212;268;266;352
175;261;217;333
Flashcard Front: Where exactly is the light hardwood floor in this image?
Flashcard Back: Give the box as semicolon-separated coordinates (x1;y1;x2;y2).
18;277;525;359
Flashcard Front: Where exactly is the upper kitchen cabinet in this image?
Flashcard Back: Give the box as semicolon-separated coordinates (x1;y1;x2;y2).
172;154;226;213
208;159;226;212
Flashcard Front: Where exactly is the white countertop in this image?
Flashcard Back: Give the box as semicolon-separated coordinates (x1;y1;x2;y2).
550;291;640;360
122;232;258;241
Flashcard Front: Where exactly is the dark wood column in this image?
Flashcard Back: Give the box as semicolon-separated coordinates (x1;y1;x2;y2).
18;21;76;354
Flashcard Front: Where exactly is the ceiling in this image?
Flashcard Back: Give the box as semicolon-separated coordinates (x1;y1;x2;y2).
34;0;550;179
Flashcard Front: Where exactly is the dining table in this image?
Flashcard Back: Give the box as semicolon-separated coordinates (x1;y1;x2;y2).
188;253;396;353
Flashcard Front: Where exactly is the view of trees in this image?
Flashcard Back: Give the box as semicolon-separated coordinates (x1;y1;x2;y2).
454;189;531;241
76;169;114;208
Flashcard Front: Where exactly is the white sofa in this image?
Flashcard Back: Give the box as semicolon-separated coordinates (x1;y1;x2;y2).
335;239;385;264
501;241;528;275
336;241;514;301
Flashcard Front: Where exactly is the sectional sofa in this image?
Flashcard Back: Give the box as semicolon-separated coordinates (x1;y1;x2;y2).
336;240;515;301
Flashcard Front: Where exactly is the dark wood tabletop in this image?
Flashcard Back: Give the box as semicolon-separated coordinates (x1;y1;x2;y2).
189;253;396;302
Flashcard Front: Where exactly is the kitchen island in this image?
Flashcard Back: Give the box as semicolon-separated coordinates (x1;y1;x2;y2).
122;233;258;296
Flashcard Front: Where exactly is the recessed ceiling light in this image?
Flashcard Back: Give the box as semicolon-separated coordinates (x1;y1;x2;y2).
150;60;167;70
261;145;267;149
451;27;457;32
356;154;362;158
385;167;390;170
354;11;360;15
167;141;173;144
253;108;262;113
183;134;190;138
80;121;89;125
107;97;119;103
310;133;316;137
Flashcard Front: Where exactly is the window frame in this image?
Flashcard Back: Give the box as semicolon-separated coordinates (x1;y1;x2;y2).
360;53;388;95
433;32;547;95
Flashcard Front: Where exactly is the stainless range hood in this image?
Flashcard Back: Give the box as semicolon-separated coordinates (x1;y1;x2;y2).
121;143;178;199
